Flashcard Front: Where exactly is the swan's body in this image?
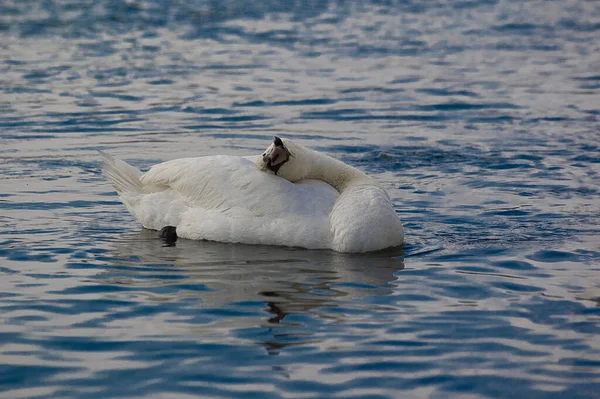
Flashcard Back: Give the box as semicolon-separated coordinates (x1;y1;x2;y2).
100;138;403;252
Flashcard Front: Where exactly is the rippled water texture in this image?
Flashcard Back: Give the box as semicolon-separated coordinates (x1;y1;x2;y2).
1;1;600;398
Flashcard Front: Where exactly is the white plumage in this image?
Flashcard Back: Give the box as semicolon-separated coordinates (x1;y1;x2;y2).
100;138;403;252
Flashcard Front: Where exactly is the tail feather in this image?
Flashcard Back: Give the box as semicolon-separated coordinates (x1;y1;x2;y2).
99;150;143;194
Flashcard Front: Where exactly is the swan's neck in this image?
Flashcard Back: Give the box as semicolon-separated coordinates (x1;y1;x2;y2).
304;150;373;192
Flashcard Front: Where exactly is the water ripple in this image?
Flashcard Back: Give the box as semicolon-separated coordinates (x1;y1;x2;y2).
1;0;599;398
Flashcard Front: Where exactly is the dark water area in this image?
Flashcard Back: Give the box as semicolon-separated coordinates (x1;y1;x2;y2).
1;0;599;398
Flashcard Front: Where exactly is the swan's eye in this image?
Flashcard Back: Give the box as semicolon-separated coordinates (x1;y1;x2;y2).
271;154;279;163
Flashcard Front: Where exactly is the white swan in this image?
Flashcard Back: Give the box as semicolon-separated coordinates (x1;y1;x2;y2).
100;137;404;252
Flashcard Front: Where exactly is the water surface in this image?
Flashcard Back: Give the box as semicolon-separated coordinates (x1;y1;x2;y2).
1;0;599;398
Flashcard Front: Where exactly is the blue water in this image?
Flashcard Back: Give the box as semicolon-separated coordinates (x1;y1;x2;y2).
1;0;599;398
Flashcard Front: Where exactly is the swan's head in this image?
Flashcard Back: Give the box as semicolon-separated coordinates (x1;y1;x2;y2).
259;136;291;175
257;136;312;182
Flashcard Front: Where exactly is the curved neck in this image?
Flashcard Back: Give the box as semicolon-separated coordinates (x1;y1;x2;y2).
303;149;373;192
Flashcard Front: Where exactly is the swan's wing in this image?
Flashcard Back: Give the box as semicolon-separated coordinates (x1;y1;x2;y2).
140;155;338;217
140;157;199;192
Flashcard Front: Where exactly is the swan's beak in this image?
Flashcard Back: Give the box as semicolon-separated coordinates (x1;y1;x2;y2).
259;136;290;175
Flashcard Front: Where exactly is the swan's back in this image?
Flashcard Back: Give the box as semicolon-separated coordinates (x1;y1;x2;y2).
141;156;334;216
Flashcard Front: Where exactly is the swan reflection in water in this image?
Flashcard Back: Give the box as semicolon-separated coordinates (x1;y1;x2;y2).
104;230;405;354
